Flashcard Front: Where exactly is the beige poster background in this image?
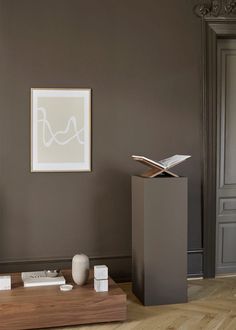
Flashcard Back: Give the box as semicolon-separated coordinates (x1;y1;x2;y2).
37;97;85;163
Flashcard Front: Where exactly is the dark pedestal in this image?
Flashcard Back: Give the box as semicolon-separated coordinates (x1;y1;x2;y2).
132;176;188;306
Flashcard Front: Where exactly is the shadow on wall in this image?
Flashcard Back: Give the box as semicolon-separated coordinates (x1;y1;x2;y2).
0;185;31;271
0;187;5;267
91;165;132;279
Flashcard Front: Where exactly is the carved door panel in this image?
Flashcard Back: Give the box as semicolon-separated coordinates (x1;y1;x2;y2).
216;39;236;274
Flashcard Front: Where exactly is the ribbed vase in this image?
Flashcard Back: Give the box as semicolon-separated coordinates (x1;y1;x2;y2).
72;254;90;285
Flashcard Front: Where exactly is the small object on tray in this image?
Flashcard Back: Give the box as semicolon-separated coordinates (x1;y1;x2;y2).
60;284;73;291
0;276;11;291
94;265;109;292
94;278;108;292
94;265;108;280
45;270;60;277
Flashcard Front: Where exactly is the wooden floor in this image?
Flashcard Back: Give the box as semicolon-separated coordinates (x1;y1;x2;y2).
54;277;236;330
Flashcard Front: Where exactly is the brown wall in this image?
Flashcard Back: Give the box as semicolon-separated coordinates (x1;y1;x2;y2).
0;0;202;276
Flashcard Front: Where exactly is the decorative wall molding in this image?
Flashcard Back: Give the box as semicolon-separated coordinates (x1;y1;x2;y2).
0;250;203;280
195;11;236;276
0;255;132;283
188;249;203;277
194;0;236;18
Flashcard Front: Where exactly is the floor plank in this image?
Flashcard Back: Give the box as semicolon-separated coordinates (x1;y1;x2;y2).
54;277;236;330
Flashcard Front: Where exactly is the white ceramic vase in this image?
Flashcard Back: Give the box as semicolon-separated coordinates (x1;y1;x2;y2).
72;254;90;285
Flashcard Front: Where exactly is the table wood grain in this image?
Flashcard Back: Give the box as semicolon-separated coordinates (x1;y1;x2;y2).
0;270;127;329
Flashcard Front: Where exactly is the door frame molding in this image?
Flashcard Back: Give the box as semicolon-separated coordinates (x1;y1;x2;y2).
194;2;236;277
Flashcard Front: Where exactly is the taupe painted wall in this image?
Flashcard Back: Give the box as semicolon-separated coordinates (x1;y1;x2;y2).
0;0;202;274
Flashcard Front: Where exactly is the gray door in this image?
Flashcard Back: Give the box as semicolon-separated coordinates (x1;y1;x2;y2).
216;39;236;275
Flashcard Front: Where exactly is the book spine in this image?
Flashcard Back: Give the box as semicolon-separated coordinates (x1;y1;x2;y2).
24;280;65;288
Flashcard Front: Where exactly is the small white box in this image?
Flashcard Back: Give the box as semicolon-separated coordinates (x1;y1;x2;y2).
0;276;11;290
94;265;108;280
94;278;108;292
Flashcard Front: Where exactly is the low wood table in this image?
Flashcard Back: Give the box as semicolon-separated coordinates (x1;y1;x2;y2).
0;270;127;329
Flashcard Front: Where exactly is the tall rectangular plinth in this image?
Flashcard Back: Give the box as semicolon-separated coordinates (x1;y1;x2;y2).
132;176;188;306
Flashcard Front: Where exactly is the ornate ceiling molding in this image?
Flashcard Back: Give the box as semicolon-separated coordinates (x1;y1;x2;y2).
194;0;236;18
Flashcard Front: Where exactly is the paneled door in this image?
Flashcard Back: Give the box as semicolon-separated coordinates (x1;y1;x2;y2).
216;39;236;275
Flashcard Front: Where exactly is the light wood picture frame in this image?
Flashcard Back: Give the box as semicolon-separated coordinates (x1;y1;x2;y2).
31;88;91;172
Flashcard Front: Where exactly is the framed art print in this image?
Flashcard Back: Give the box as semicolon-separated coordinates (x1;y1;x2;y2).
31;88;91;172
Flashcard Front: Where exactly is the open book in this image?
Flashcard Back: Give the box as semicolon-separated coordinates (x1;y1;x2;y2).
132;154;191;178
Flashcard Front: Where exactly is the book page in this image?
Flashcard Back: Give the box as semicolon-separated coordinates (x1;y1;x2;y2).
132;154;191;170
156;155;191;169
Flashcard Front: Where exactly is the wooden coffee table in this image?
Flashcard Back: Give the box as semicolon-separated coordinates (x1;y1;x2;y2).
0;270;127;329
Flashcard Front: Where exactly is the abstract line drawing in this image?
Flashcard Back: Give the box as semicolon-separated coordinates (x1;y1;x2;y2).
37;107;84;147
31;88;91;172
